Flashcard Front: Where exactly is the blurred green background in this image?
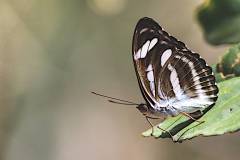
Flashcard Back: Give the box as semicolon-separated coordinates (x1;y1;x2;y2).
0;0;239;160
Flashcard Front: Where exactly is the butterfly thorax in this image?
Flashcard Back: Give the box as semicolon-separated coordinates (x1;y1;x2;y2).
137;103;178;118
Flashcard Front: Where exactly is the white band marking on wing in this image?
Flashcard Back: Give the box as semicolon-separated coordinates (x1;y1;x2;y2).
146;64;155;96
148;38;158;51
147;70;154;82
150;82;155;97
134;49;141;60
134;38;158;60
146;64;153;71
161;49;172;67
140;40;150;58
168;64;183;99
174;55;205;98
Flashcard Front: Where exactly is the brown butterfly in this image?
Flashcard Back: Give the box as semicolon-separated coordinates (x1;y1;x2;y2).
93;17;218;139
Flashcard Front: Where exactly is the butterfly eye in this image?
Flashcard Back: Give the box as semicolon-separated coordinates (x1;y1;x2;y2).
136;104;149;114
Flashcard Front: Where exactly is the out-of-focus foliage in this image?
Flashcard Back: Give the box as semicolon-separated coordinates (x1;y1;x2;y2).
215;43;240;82
1;0;239;159
197;0;240;45
143;77;240;142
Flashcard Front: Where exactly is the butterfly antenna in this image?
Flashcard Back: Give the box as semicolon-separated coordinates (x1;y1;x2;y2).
108;100;137;105
91;91;139;105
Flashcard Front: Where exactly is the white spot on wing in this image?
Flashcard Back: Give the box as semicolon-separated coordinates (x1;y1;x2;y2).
134;49;141;60
146;64;155;96
161;49;172;67
148;38;158;51
194;84;203;89
146;64;153;71
140;28;148;34
134;38;158;60
140;40;150;58
175;55;181;59
147;71;154;82
168;64;182;99
160;41;168;45
188;61;197;77
150;82;155;96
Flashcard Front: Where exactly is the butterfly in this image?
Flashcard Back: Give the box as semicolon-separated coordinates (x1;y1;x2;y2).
132;17;218;135
92;17;218;139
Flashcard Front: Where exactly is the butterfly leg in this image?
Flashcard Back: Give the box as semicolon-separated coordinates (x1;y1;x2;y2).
175;119;204;142
145;116;154;136
145;116;173;140
180;111;205;124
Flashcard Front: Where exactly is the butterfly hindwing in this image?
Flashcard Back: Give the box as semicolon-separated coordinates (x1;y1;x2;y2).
132;17;218;115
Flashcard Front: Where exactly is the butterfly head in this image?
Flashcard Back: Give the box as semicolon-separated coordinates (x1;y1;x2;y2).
136;104;150;116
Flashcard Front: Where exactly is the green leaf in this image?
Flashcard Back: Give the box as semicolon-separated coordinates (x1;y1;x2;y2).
142;77;240;142
214;43;240;82
211;64;226;83
197;0;240;45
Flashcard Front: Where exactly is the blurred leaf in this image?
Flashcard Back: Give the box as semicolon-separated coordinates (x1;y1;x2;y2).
211;64;225;83
142;77;240;142
215;43;240;82
197;0;240;45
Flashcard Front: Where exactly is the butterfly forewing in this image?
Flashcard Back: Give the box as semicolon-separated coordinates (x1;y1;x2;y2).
132;17;218;115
